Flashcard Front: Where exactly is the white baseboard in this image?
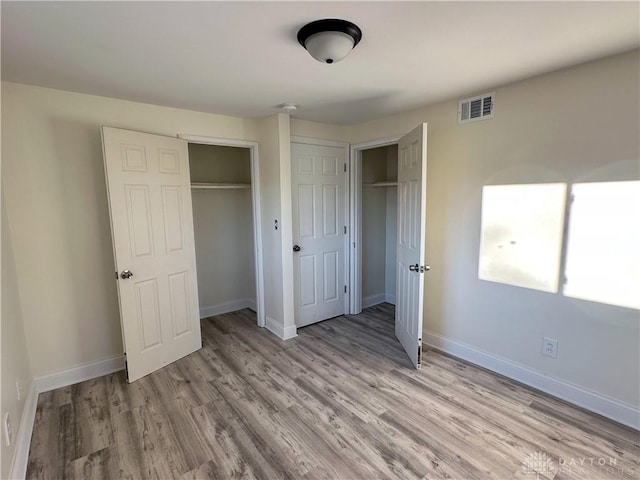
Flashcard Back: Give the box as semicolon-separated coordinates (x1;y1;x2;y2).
12;356;125;478
363;293;385;309
265;316;298;340
363;293;396;308
424;330;640;430
34;355;125;394
200;298;256;319
9;382;38;480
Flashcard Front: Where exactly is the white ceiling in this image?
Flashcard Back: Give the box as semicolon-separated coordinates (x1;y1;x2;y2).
2;1;638;125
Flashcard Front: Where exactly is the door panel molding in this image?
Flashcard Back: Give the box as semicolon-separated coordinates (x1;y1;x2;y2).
102;126;202;382
291;139;349;327
395;124;428;369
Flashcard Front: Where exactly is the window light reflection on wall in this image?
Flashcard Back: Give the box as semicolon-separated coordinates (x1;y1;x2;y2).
478;180;640;311
478;183;567;293
564;180;640;310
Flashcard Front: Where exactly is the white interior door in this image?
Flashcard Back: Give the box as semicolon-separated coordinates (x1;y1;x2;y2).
291;142;347;327
102;126;202;382
396;124;428;368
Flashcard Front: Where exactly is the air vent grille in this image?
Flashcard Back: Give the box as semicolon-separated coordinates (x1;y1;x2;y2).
458;92;495;124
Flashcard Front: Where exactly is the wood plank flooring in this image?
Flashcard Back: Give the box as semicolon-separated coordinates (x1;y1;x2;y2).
27;304;639;479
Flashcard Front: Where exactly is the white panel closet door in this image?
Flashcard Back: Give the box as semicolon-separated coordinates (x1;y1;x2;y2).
396;124;428;368
102;126;201;382
291;143;347;327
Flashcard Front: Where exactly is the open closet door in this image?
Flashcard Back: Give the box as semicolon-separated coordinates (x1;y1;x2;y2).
102;127;202;382
396;123;429;369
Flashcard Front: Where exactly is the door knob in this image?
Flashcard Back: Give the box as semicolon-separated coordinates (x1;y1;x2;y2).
120;269;134;279
293;245;301;252
409;264;431;273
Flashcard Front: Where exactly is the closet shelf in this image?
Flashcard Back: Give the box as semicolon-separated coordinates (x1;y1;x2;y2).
364;181;398;188
191;182;251;190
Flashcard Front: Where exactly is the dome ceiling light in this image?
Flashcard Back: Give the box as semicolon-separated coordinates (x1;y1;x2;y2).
279;103;298;113
297;19;362;64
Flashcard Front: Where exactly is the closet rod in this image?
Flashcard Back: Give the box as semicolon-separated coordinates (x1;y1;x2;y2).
363;181;398;188
191;183;251;190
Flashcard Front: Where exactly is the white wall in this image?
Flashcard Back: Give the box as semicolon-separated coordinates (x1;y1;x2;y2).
245;114;296;339
362;147;389;302
290;118;349;143
348;50;640;410
1;193;33;479
1;49;637;430
188;144;255;316
361;146;398;306
0;82;290;376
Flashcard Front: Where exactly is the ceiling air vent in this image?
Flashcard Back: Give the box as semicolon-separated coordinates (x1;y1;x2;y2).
458;92;495;124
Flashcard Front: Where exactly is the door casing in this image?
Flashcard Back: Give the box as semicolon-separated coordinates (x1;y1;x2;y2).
178;134;266;328
349;137;401;314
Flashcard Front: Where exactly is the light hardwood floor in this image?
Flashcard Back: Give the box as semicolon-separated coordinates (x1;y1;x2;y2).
27;304;639;479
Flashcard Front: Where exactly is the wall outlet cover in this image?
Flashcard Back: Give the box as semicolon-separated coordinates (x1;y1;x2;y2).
542;337;558;358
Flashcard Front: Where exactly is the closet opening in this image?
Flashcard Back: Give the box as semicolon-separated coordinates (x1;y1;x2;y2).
181;136;265;327
349;139;400;315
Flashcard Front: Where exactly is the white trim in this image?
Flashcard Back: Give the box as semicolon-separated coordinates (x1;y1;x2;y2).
10;356;125;479
265;316;298;340
34;355;125;394
178;134;266;328
351;137;401;151
290;135;349;149
9;383;38;480
424;330;640;430
349;137;401;314
384;293;396;305
178;135;255;149
200;299;256;319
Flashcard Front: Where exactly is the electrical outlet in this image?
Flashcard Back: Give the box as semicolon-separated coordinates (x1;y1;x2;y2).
3;413;12;447
542;337;558;358
16;380;23;401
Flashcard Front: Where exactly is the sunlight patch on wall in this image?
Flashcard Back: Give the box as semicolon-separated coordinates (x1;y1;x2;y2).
479;183;567;293
564;181;640;310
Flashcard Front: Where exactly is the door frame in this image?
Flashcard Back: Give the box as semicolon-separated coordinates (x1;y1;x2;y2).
349;136;401;314
290;136;351;319
178;134;266;328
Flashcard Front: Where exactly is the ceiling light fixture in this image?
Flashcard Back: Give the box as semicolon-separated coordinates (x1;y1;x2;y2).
297;19;362;64
280;103;298;113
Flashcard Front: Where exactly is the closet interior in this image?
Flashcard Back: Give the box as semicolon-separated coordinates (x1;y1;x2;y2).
188;143;256;319
361;145;399;308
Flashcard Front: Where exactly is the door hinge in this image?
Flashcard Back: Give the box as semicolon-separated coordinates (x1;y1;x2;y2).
417;338;422;366
344;163;347;172
124;354;129;382
344;225;347;234
344;285;347;293
115;271;118;279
